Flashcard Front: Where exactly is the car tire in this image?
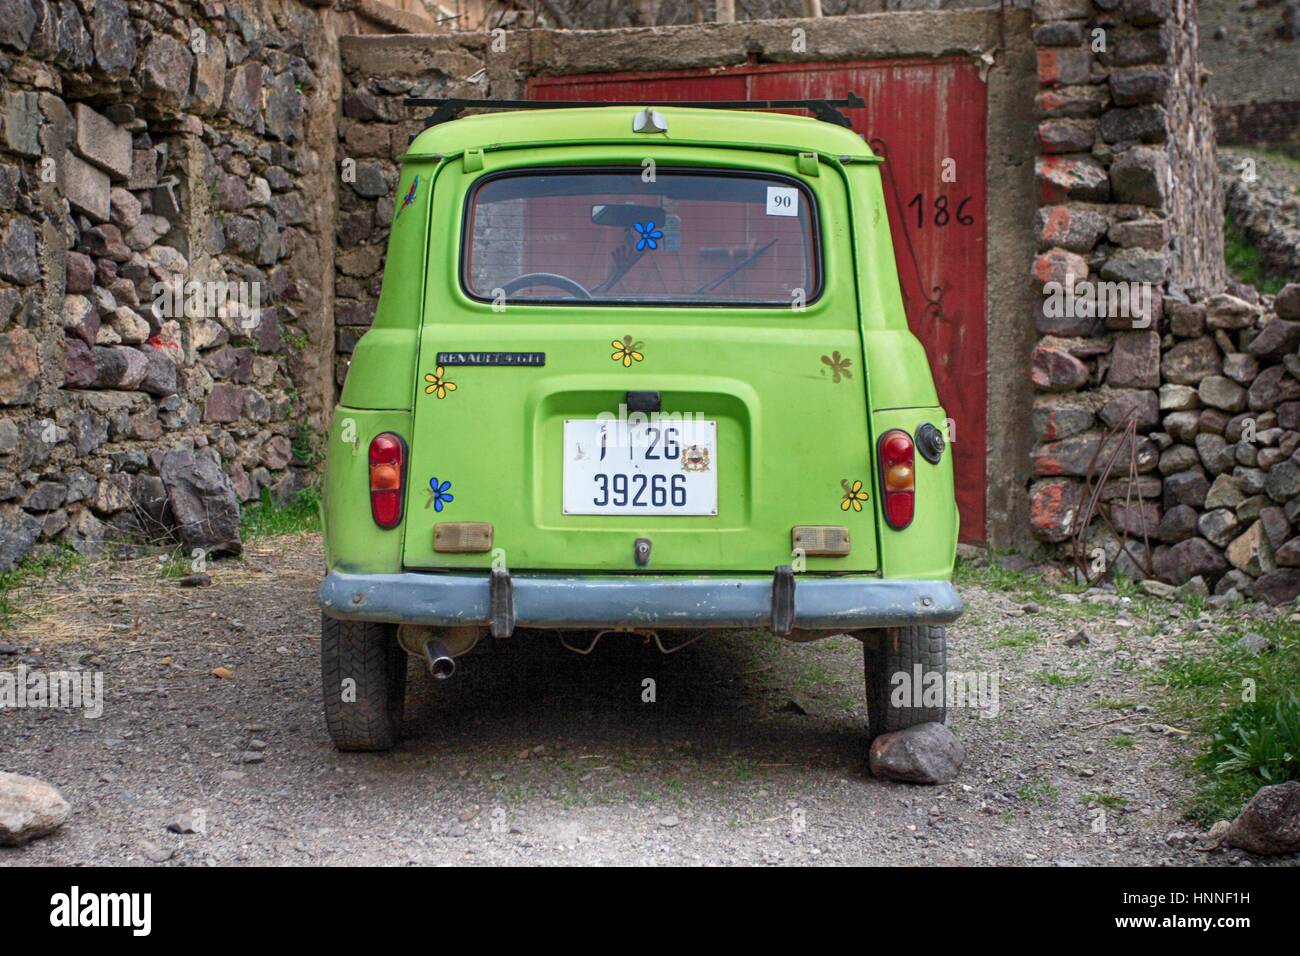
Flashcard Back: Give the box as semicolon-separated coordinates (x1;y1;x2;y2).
863;624;947;740
321;614;407;752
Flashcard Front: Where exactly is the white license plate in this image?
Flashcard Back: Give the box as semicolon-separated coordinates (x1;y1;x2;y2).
563;418;717;516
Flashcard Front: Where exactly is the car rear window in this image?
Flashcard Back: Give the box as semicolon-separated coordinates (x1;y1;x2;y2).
463;169;819;306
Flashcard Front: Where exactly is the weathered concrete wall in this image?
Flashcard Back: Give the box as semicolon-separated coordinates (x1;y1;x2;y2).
335;8;1041;550
0;0;348;570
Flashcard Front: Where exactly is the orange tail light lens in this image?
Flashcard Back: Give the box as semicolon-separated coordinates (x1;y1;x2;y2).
878;429;915;529
368;433;406;528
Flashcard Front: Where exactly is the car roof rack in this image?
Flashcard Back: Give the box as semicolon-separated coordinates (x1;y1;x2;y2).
404;93;865;129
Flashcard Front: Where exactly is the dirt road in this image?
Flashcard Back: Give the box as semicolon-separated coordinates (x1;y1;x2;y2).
0;534;1284;865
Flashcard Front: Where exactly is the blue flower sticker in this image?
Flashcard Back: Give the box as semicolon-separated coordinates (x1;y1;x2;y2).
633;221;663;251
426;477;454;512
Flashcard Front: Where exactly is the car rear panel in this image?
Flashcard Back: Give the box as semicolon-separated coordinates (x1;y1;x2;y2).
400;145;879;574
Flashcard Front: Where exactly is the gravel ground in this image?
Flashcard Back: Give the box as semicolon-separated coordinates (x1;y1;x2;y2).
0;534;1292;866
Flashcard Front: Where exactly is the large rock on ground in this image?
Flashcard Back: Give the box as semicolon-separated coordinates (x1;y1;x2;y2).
1225;781;1300;856
869;722;964;784
158;449;242;556
0;772;71;846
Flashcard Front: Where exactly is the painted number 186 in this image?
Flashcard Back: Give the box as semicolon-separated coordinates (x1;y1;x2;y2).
907;193;974;229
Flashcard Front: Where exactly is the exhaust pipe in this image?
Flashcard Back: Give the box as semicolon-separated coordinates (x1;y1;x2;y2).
422;638;455;679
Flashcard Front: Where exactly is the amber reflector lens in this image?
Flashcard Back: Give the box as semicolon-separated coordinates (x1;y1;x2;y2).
884;463;913;492
371;463;400;490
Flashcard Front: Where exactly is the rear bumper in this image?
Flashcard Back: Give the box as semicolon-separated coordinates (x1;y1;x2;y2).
319;570;962;631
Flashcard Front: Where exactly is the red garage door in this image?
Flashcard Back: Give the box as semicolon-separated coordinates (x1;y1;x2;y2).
530;59;988;543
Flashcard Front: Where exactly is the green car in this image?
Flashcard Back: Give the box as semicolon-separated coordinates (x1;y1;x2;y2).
319;97;962;751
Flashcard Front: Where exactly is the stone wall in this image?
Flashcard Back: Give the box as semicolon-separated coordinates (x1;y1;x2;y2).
0;0;346;571
1029;0;1300;603
333;34;486;387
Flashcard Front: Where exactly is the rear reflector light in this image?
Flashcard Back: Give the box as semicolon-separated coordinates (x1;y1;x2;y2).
434;522;493;553
877;429;915;529
369;432;406;528
791;525;851;557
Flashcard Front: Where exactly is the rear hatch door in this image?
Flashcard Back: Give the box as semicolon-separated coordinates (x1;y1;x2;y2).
402;153;878;573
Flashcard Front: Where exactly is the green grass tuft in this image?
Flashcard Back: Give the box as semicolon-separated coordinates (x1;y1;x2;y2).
1153;616;1300;825
0;546;84;628
240;484;322;539
1223;222;1286;295
1200;694;1300;787
1036;669;1093;687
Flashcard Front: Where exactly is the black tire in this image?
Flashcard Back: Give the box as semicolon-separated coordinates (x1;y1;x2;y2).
863;624;947;740
321;614;407;752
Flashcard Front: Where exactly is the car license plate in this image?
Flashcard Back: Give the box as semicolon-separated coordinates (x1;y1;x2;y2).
563;418;717;516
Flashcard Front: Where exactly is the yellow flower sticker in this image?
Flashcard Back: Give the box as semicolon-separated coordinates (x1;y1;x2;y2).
840;479;869;512
611;335;644;368
423;366;457;399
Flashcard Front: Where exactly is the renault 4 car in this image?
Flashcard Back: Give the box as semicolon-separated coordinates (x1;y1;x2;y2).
319;96;962;751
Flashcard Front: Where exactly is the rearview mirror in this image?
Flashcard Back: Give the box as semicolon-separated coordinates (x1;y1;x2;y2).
591;203;666;227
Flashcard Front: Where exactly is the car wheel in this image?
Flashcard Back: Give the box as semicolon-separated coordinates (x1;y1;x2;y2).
321;614;407;752
863;624;947;740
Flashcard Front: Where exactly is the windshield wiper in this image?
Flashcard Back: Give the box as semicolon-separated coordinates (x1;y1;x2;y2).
692;240;777;295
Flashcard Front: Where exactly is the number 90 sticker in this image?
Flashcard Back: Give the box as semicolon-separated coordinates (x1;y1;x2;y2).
562;419;718;516
766;186;799;217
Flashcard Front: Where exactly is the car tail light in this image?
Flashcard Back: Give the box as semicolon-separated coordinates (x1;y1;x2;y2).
369;433;406;528
877;429;915;529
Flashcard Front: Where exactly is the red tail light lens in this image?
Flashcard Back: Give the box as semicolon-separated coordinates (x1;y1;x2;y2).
368;433;406;528
878;429;915;529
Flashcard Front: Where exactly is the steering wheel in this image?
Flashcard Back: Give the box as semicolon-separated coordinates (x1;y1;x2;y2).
500;272;593;299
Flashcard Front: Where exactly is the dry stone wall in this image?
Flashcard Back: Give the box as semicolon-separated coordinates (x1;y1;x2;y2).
1028;0;1300;603
0;0;342;571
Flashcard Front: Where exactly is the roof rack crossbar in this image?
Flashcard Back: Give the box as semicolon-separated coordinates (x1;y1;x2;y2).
403;93;865;129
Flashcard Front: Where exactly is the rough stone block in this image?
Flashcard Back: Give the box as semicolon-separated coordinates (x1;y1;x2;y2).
0;216;38;285
0;327;40;406
1036;155;1110;202
1038;47;1093;87
1109;68;1169;106
1;91;42;158
128;148;159;190
72;102;131;180
1108;330;1160;388
1110;146;1167;208
62;152;111;223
